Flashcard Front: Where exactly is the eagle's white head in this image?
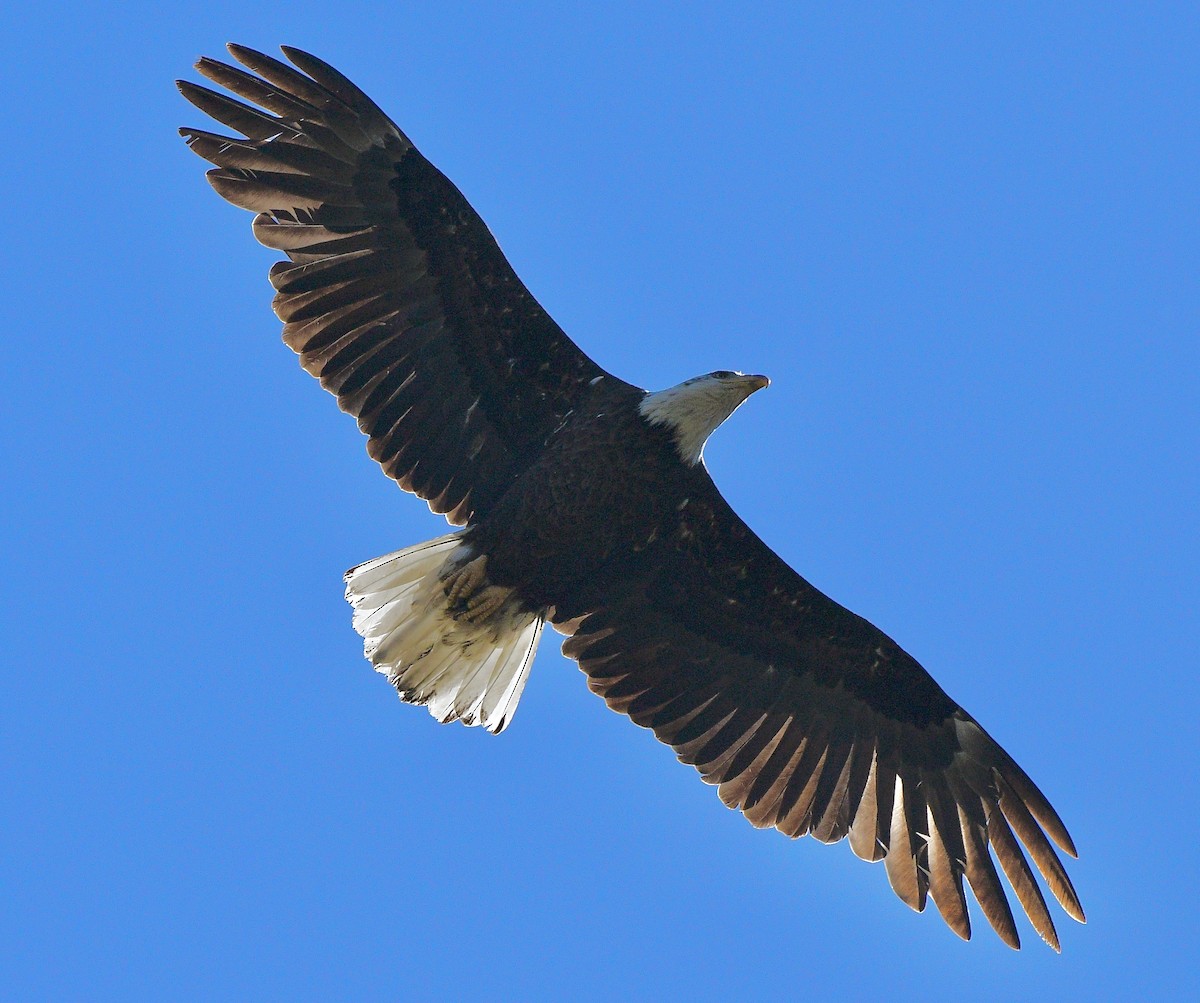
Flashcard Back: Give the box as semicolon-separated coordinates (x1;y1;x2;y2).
638;371;770;465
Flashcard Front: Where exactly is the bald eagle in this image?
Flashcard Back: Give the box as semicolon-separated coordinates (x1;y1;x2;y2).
179;45;1084;950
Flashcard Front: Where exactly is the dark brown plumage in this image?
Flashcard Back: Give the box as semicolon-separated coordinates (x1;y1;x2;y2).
179;44;1084;950
180;44;623;525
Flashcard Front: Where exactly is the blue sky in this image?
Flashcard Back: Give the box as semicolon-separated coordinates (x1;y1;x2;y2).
3;3;1197;999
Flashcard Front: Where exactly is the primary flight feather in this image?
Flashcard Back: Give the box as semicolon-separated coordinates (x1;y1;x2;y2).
179;44;1084;950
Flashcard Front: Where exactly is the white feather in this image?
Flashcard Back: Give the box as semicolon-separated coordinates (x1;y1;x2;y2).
638;372;768;464
344;532;544;734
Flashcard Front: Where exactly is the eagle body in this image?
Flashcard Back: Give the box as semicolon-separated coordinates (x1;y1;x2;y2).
472;381;679;608
474;374;770;611
180;44;1086;950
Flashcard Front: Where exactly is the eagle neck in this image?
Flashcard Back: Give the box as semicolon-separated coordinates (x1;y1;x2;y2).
638;382;743;466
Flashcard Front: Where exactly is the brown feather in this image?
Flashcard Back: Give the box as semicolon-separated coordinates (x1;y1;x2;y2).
715;715;792;810
194;57;315;122
988;806;1060;951
885;772;928;912
953;788;1021;949
692;709;770;780
776;736;830;839
995;773;1086;923
714;699;799;789
740;720;808;828
923;777;971;939
807;723;856;842
848;752;885;861
178;80;295;142
182;130;306;175
278;44;399;138
226;44;349;118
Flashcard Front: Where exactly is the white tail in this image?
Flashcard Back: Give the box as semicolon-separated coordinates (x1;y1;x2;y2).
344;532;544;734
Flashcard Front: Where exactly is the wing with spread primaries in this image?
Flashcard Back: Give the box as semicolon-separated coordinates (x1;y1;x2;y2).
556;471;1085;949
179;45;628;524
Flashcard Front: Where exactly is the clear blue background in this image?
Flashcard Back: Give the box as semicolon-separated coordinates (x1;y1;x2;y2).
3;3;1196;999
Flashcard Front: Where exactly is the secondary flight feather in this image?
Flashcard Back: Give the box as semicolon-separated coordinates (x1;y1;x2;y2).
179;44;1084;950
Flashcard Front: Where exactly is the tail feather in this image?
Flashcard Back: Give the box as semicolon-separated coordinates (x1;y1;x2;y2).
482;633;540;724
344;532;543;733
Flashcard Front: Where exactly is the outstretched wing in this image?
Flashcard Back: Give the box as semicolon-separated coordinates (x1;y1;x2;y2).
179;45;630;524
556;471;1084;950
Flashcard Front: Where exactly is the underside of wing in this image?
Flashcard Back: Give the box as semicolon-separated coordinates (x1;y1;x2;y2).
179;45;629;523
556;475;1084;949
